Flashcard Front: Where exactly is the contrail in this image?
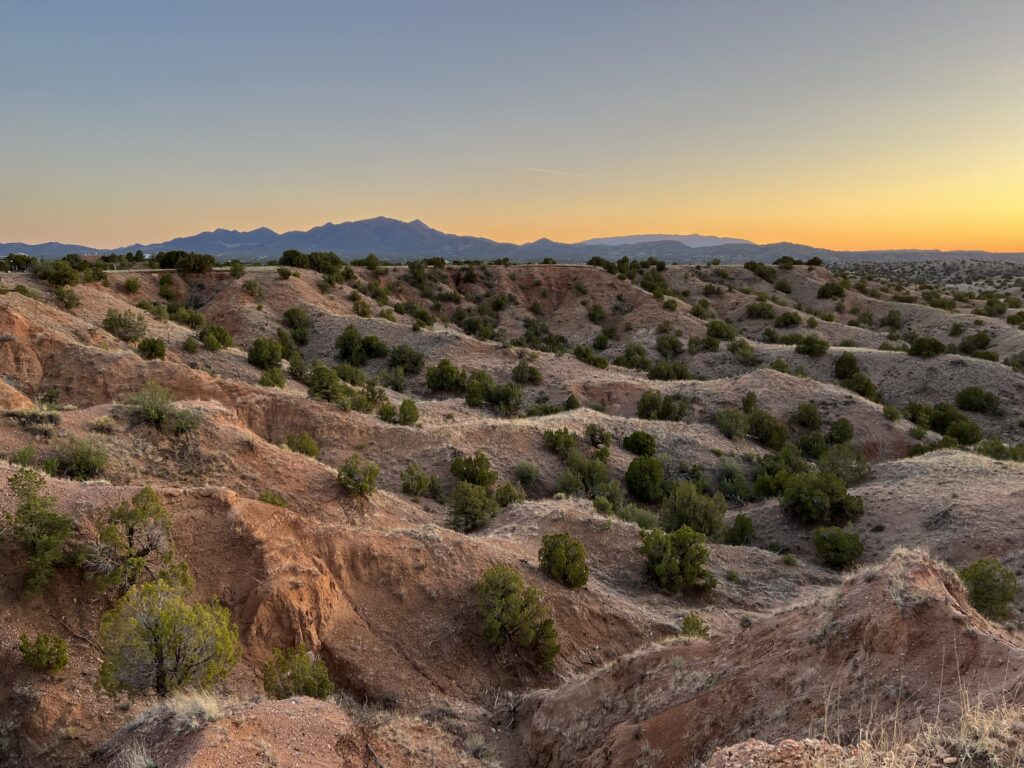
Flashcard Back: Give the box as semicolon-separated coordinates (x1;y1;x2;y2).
525;167;590;178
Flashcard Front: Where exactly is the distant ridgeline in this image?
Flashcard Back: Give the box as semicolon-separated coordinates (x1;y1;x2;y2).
4;216;1024;264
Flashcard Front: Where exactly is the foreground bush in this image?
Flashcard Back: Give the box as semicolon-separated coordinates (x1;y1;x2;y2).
85;486;174;593
19;633;69;672
263;647;334;699
401;463;443;500
538;533;589;588
660;481;725;538
959;558;1017;620
447;481;499;532
286;431;320;458
48;436;108;479
6;468;73;593
623;430;656;456
811;526;864;567
782;470;863;525
137;337;166;360
723;513;756;545
124;383;201;435
451;451;497;487
625;455;666;503
248;338;283;370
102;309;147;342
955;386;1000;414
336;454;379;496
640;526;715;592
714;408;748;439
476;565;559;670
99;581;241;697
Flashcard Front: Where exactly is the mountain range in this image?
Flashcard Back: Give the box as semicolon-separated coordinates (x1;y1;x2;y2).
3;216;1023;264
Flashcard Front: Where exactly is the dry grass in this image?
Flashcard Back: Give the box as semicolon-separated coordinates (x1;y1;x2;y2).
113;742;157;768
813;691;1024;767
126;690;229;735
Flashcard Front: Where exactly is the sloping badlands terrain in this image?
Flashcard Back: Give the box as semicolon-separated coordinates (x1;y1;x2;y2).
1;253;1023;767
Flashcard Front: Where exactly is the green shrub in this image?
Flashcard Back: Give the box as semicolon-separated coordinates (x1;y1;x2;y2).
827;418;855;444
795;335;829;356
6;468;73;593
476;565;559;671
817;282;845;299
451;451;497;487
623;430;656;456
640;526;715;592
798;431;828;460
636;391;689;421
782;471;861;525
714;408;748;439
262;647;334;699
99;580;241;697
183;337;199;353
660;481;726;537
137;337;165;360
400;462;443;500
574;344;609;369
774;311;801;328
946;419;982;445
834;351;859;379
585;423;613;447
259;367;286;388
542;427;577;459
48;436;107;479
19;633;69;672
817;443;869;485
625;455;666;503
54;285;80;309
123;277;141;294
909;337;946;357
959;558;1018;620
199;325;233;351
515;461;540;488
84;486;175;593
103;309;148;342
792;401;822;430
538;533;589;588
512;359;542;384
336;454;379;496
426;359;465;392
723;513;756;545
717;459;751;502
748;410;788;450
811;526;863;567
679;612;709;638
388;345;424;375
843;371;880;401
447;481;500;532
248;338;283;370
495;481;525;507
955;386;1000;414
258;490;288;507
286;431;319;458
397;399;419;425
883;404;901;421
282;307;312;346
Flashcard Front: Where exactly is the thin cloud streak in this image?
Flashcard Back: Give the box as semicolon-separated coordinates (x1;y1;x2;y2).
525;167;590;178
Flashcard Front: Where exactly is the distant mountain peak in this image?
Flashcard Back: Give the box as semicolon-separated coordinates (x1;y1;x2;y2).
580;233;753;248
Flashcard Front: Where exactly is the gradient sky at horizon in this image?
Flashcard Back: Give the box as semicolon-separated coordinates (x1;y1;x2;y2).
2;0;1022;251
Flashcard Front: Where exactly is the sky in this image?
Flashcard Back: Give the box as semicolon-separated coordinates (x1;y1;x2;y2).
2;0;1022;251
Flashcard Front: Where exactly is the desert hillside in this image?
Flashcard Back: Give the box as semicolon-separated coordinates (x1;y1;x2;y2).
1;252;1023;768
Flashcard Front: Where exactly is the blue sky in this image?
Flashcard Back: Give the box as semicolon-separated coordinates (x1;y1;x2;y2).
2;0;1022;249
